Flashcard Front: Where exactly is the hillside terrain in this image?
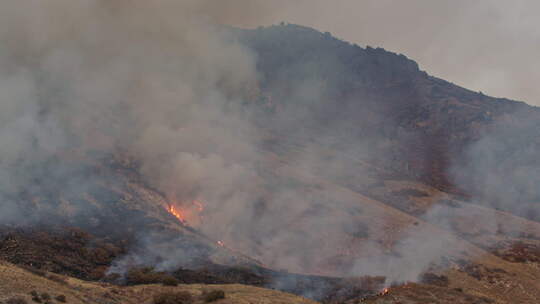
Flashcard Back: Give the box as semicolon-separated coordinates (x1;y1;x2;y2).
239;24;540;220
1;24;539;304
0;261;316;304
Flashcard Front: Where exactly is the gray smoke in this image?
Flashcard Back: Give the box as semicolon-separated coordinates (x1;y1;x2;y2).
1;1;535;291
0;0;261;221
450;109;540;222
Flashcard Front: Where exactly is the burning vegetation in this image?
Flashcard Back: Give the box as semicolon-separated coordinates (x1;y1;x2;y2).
166;200;228;250
166;200;207;227
168;205;187;224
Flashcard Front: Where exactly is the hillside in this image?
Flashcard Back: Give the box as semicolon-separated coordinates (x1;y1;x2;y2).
0;21;539;304
0;261;316;304
238;24;540;221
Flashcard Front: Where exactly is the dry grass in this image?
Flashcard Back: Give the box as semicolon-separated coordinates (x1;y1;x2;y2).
0;261;318;304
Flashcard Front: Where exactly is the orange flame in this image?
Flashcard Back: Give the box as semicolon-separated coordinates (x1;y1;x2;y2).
381;288;390;296
166;201;229;250
166;199;206;226
167;205;187;224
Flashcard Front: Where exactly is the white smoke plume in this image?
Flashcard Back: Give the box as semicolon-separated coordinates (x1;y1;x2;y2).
0;0;260;219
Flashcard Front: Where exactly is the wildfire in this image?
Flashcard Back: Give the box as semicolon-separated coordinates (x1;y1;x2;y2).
167;205;187;224
166;200;228;250
380;288;390;296
166;199;206;226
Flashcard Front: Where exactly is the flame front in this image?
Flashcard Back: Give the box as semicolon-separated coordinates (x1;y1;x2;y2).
167;201;228;250
166;200;206;226
168;205;187;224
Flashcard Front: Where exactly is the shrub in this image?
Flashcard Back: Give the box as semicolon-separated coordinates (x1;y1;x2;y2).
55;295;67;303
30;294;42;303
6;298;28;304
40;294;50;301
20;265;46;277
46;274;67;285
29;291;41;302
153;291;193;304
162;275;180;287
201;290;225;303
126;267;159;284
126;267;178;286
102;273;121;284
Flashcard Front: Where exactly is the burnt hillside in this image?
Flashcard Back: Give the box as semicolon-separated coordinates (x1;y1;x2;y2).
238;24;540;221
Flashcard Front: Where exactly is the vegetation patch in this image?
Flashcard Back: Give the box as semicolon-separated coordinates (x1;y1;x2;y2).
201;290;226;303
126;267;178;285
153;291;193;304
6;298;28;304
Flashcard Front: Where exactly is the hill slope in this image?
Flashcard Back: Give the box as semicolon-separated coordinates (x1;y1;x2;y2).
0;261;316;304
238;24;540;221
0;23;539;304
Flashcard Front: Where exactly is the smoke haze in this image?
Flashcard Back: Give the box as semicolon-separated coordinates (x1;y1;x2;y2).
0;1;538;291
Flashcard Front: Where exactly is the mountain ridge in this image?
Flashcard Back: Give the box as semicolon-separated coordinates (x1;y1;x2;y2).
237;24;540;221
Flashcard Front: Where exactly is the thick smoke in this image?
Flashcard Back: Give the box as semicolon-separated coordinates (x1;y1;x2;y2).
450;108;540;222
0;0;261;221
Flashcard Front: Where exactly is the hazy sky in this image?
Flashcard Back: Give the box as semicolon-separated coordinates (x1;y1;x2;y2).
223;0;540;106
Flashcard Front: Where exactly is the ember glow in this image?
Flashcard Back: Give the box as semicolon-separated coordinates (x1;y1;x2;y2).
167;205;187;224
166;201;228;249
166;199;207;226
